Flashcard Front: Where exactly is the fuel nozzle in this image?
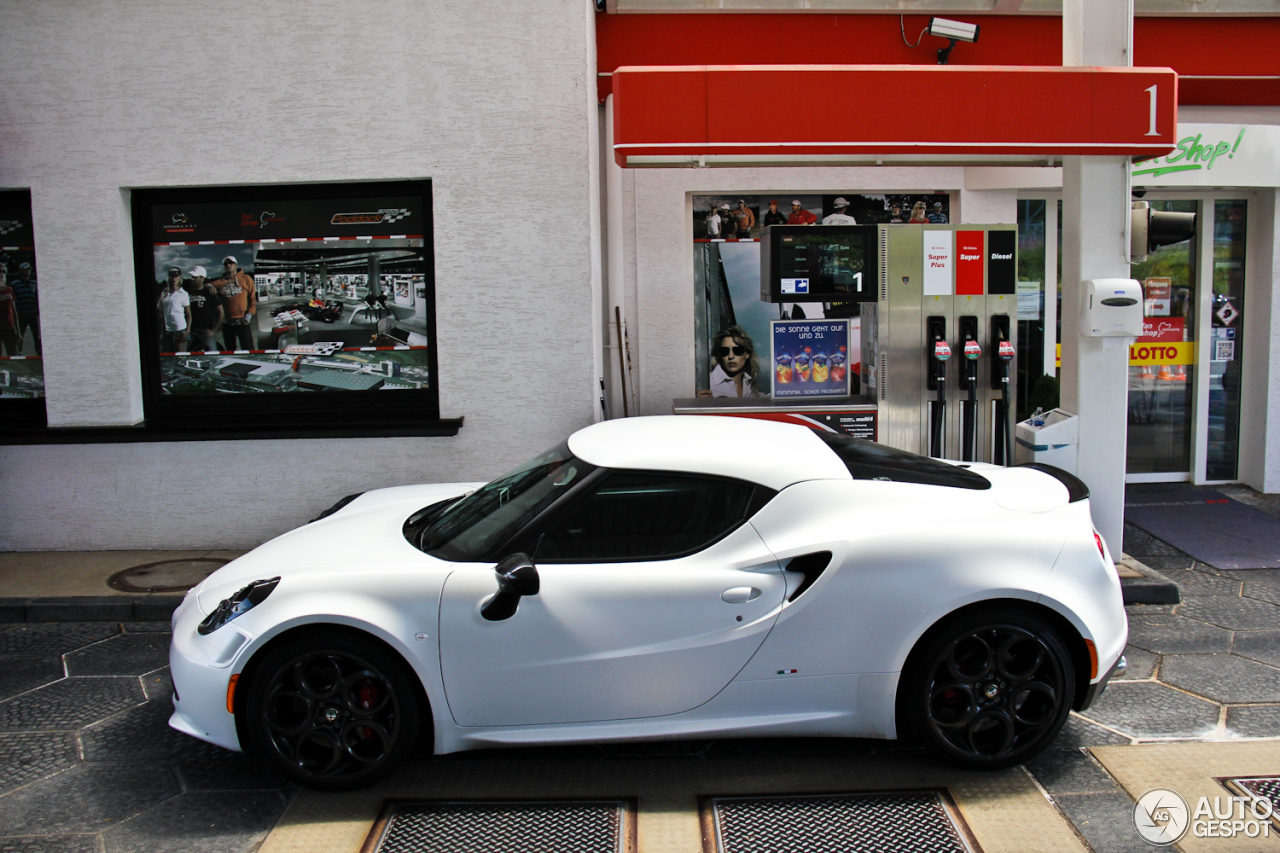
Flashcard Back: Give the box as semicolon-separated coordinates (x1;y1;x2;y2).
933;338;952;363
997;338;1015;362
964;339;982;360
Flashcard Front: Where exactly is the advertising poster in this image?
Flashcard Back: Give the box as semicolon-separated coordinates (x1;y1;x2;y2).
142;190;432;396
771;319;851;401
693;192;949;399
0;191;42;400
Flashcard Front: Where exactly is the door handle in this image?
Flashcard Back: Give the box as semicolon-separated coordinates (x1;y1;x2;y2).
721;586;761;604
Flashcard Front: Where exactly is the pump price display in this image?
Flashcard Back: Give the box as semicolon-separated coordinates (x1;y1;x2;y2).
762;225;877;304
771;319;851;400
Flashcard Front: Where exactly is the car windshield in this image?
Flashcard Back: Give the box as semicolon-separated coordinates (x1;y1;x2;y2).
815;432;991;490
418;441;595;561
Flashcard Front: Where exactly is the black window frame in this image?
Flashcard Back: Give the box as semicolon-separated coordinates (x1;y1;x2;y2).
515;468;776;564
0;189;45;432
129;179;456;438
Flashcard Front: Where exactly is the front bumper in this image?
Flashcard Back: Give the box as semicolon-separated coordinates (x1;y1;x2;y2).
168;590;252;752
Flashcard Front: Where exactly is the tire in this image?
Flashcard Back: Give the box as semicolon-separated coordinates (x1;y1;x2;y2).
902;607;1075;770
245;632;421;790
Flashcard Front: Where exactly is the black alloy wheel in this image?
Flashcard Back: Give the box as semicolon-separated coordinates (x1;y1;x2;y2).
905;609;1075;769
246;632;421;790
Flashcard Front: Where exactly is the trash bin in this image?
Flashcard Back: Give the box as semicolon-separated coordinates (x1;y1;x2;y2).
1014;408;1078;472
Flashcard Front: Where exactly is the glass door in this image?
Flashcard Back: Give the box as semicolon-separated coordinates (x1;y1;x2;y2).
1126;200;1198;476
1124;196;1248;482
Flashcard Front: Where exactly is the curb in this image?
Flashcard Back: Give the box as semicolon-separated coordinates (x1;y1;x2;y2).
1119;556;1181;606
0;596;183;623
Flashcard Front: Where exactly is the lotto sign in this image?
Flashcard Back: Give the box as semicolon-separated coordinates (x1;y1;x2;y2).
1131;342;1195;366
1054;339;1195;367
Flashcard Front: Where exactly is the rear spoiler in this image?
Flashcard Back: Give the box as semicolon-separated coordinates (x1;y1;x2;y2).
1018;463;1089;503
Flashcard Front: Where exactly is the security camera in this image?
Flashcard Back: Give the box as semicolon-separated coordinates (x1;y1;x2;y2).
928;17;980;44
929;17;980;64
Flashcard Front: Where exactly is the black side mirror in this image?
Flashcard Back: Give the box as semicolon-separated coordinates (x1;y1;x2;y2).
480;553;540;621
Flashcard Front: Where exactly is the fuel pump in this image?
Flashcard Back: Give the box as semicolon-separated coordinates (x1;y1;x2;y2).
958;315;981;462
863;223;1017;461
990;314;1014;467
926;316;949;458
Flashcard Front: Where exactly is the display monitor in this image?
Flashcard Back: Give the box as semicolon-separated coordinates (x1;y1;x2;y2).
760;224;878;303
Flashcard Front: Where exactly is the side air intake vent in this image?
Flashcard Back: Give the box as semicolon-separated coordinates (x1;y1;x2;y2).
786;551;833;602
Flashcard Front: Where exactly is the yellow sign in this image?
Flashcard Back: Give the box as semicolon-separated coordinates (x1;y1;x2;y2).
1054;343;1196;367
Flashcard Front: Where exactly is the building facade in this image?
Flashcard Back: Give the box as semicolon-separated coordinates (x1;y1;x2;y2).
1;1;1277;550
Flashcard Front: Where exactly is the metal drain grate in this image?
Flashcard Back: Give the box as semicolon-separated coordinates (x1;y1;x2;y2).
703;790;979;853
1222;777;1280;830
366;799;633;853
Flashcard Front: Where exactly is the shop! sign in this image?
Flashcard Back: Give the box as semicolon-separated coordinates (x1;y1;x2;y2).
1133;124;1280;188
771;319;851;400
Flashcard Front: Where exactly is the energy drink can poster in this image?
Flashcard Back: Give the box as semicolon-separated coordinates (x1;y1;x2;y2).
771;319;850;400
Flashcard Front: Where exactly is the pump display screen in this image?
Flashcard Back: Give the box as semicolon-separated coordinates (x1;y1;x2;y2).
761;225;878;303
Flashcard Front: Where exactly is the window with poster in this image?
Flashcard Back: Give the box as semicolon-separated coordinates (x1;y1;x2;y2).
692;192;950;402
131;180;454;436
0;190;45;430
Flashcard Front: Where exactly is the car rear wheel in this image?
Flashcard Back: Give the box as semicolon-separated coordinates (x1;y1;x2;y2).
245;632;420;790
904;608;1075;769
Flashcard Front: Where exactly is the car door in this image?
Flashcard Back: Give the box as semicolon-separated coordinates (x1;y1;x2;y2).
438;470;785;727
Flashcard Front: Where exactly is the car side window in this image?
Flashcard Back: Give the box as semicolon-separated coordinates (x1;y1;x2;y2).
533;471;755;562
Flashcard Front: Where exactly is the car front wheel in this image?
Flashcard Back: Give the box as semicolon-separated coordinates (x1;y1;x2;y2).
245;632;421;790
904;608;1075;769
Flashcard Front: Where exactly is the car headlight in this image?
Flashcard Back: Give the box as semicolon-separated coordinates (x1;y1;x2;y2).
198;577;281;636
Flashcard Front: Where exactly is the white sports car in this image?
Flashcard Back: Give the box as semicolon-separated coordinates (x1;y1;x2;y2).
169;415;1127;790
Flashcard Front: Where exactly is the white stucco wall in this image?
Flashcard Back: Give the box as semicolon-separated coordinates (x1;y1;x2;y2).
0;0;602;549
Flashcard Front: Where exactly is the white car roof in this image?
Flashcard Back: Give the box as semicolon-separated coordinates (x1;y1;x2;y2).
567;415;851;491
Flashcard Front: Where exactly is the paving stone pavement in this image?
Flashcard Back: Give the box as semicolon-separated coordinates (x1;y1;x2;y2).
2;495;1278;852
0;622;292;852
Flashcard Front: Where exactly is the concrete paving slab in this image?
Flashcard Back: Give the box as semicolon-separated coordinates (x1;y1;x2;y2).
1091;741;1280;852
1114;646;1158;681
260;753;1089;853
1179;595;1280;631
1051;790;1160;853
1232;630;1280;668
1126;613;1233;656
1224;704;1280;738
1161;653;1280;704
1078;681;1221;740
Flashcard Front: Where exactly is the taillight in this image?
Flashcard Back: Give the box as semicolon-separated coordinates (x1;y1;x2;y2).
1094;531;1106;560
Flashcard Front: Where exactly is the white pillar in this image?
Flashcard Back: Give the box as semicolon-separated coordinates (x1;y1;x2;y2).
1061;0;1134;556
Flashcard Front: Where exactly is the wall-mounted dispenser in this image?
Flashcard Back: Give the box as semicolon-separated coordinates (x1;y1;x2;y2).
1081;279;1143;337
